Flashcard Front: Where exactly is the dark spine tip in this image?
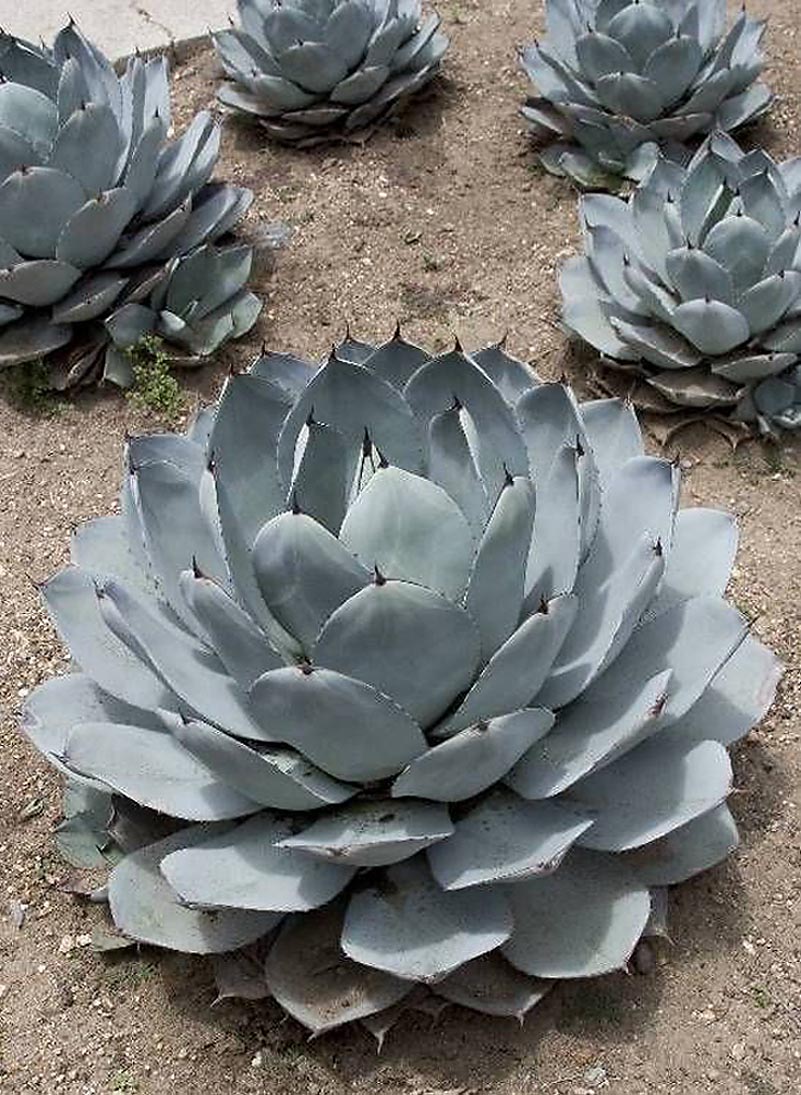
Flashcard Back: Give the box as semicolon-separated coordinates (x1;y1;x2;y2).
576;434;585;457
374;564;387;586
392;320;402;341
191;555;205;579
300;660;314;676
376;447;389;469
654;537;663;557
502;463;514;488
538;596;549;615
291;490;301;515
453;334;463;353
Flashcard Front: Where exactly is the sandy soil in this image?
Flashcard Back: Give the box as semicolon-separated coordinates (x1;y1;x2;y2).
1;2;800;1093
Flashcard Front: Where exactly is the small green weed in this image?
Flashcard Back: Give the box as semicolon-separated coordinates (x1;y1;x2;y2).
126;335;185;421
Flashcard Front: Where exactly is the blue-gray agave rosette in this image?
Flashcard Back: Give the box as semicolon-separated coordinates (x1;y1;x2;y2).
23;332;780;1035
561;134;801;433
214;0;449;145
0;24;254;387
522;0;772;188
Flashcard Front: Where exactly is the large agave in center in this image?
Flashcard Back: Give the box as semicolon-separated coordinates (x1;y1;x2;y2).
24;333;780;1034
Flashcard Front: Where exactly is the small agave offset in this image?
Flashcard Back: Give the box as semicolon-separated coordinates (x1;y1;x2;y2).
0;24;259;388
24;332;780;1036
562;134;801;433
522;0;772;188
214;0;449;145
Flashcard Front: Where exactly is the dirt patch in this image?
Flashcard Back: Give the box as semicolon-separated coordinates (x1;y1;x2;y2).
1;2;801;1093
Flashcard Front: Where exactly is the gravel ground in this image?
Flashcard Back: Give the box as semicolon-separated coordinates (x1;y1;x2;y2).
1;2;800;1093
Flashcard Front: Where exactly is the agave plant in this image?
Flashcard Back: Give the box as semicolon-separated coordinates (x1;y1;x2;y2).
0;23;255;388
24;330;779;1035
561;134;801;433
103;244;262;386
213;0;449;145
522;0;772;188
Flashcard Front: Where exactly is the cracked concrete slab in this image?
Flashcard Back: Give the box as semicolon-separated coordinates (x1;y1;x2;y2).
2;1;233;58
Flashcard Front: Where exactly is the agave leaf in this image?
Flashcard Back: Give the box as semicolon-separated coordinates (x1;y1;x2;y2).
169;717;355;811
57;188;137;269
0;83;58;157
360;333;429;391
672;299;750;356
390;12;442;73
502;849;650;979
434;953;551;1020
331;65;390;105
508;670;672;799
575;32;634;83
40;568;172;711
523;446;581;609
131;458;228;622
739;272;801;337
124;114;167;211
145;113;219;221
50;102;122;195
109;827;279;953
339;466;476;602
644;35;703;108
160;813;356;911
404;348;530;499
265;903;413;1035
249;666;426;781
0;260;80;306
179;572;283;689
665;635;782;749
595;73;664;126
253;511;370;652
0;165;85;259
100;580;268;742
110;197;191;269
52;270;128;323
71;515;158;598
276;799;453;867
212;943;271;1004
560;258;638;360
542;534;665;710
342;856;513;983
579;397;643;486
665;247;734;305
428;789;593;890
314;579;481;729
440;595;577;736
644;508;738;620
427;404;489;535
570;737;732;851
716;82;772;131
287;420;353;534
464;476;535;662
394;708;553;802
621;803;739;885
584;596;749;723
610;317;703;371
702;215;771;295
64;721;259;821
606;3;674;69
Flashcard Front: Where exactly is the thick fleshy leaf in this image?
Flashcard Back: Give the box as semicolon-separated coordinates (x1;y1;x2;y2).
393;708;553;802
0;83;57;156
502;849;650;979
57;188;137;269
0;166;85;258
440;595;577;736
52;270;128;323
569;737;732;851
428;790;593;890
579;398;643;488
339;466;475;601
249;666;427;781
314;580;481;728
507;670;672;799
465;476;536;662
108;827;279;953
427;405;489;535
100;581;268;742
665;636;781;749
645;508;738;620
342;857;513;983
278;354;424;493
665;247;734;305
434;953;551;1020
265;903;413;1035
0;260;80;307
40;568;172;711
276;799;453;867
362;333;430;391
672;299;750;356
523;446;581;609
703;215;771;294
583;596;749;723
170;718;356;811
253;512;370;651
179;572;283;689
64;721;259;821
404;349;530;499
50;102;122;195
160;813;355;912
621;803;739;885
288;421;352;534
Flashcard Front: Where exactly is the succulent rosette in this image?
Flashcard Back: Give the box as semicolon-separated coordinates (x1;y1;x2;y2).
23;332;780;1035
561;134;801;433
0;23;255;387
522;0;772;188
214;0;449;146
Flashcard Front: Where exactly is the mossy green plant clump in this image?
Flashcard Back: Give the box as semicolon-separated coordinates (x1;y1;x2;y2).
126;336;186;422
